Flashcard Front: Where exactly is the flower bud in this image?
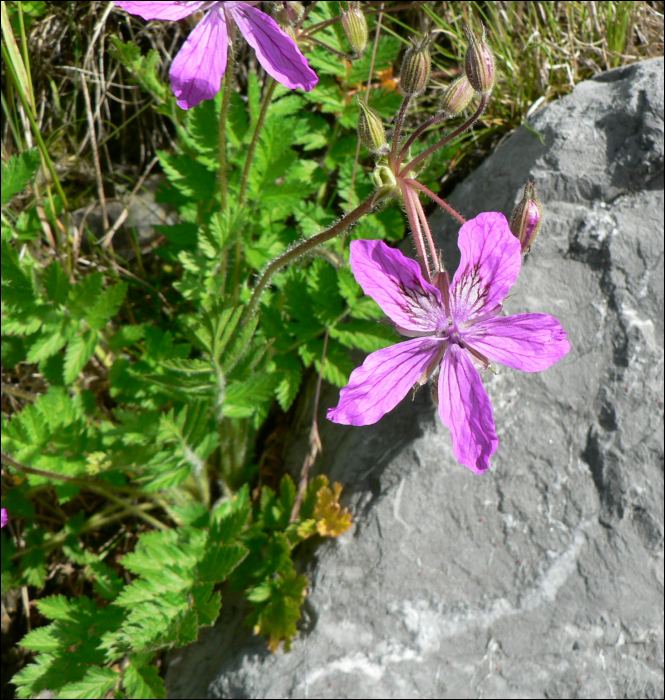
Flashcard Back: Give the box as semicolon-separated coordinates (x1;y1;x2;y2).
400;36;431;96
357;96;388;154
439;75;474;117
274;1;304;27
342;3;368;56
510;181;542;253
464;27;495;94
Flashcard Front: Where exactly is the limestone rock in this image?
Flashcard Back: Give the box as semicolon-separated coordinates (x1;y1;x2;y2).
166;57;664;700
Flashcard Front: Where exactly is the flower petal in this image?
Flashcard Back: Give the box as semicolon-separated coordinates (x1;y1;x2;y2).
350;239;446;333
228;2;318;91
465;313;571;372
438;344;498;474
1;508;7;529
327;338;442;426
451;212;521;325
169;7;228;110
114;1;207;21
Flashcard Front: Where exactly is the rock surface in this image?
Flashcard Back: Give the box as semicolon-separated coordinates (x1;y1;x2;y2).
166;58;664;699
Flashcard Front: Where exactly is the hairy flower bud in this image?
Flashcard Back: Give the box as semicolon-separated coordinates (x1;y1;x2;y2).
439;75;475;116
357;96;388;154
274;1;305;27
464;27;495;94
510;181;542;253
342;3;368;56
400;36;431;96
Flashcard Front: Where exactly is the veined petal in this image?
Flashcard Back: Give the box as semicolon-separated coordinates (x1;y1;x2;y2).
350;239;446;333
170;7;228;110
227;3;318;91
438;344;498;474
327;338;442;426
451;212;521;325
465;313;571;372
114;1;208;21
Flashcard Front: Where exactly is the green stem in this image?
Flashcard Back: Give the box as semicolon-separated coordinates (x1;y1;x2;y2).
219;28;237;212
245;195;379;319
399;95;488;179
238;77;277;207
307;36;360;61
1;452;163;505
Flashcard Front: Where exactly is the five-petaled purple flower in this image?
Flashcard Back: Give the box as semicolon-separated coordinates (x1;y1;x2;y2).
114;1;318;110
328;212;570;474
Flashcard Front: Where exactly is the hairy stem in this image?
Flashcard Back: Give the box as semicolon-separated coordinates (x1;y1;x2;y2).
238;77;277;207
411;189;440;273
245;195;379;319
404;178;467;225
307;36;360;61
390;94;412;163
290;329;328;523
401;183;432;281
399;95;488;178
219;29;237;212
397;110;449;165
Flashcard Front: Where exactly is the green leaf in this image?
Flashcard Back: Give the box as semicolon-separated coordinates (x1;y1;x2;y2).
1;149;40;205
330;319;397;352
271;353;303;411
108;37;169;103
42;262;70;306
198;542;248;583
26;321;70;363
158;151;216;201
35;594;76;621
86;283;127;329
20;625;60;653
63;330;98;384
222;373;280;418
109;324;145;350
123;660;166;699
54;666;118;700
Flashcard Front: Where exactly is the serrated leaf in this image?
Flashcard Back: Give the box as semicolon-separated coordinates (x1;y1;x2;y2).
199;542;248;583
63;330;98;384
41;262;70;306
271;353;303;411
35;594;76;621
330;319;397;352
86;283;127;329
159;358;213;374
222;372;280;418
123;660;166;699
158;151;216;201
109;324;145;350
1;148;41;205
54;666;118;700
108;37;169;103
26;321;70;363
19;625;60;653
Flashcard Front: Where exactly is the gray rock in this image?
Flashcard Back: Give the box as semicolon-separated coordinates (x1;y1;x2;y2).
166;58;664;699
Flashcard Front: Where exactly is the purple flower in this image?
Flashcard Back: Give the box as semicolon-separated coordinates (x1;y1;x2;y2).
1;508;7;529
327;212;570;474
114;1;318;110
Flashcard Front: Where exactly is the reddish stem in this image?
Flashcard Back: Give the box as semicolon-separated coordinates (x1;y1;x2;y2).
404;178;467;225
397;110;448;166
399;95;488;179
411;189;440;274
401;181;432;282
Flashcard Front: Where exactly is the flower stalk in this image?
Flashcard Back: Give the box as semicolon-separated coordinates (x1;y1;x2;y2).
245;195;381;319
